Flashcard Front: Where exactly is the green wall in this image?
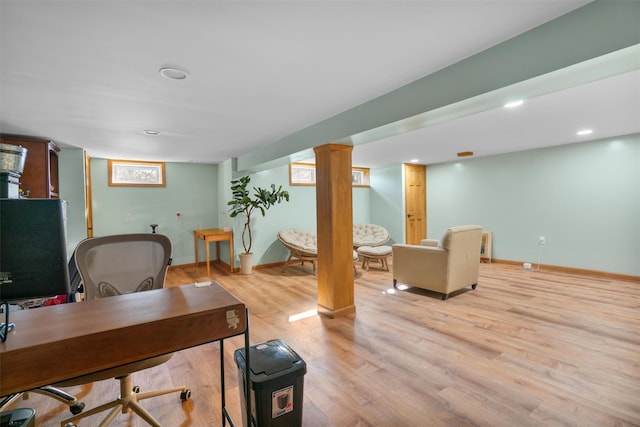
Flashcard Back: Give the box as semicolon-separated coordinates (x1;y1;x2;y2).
370;164;403;245
90;159;218;266
64;158;373;270
219;163;371;267
426;134;640;276
62;135;638;277
226;166;301;266
58;148;87;257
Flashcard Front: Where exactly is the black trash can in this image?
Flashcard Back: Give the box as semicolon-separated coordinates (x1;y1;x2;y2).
234;339;307;427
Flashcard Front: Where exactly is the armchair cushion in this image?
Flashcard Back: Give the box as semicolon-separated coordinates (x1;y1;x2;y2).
278;229;362;275
420;238;439;247
278;229;317;255
353;223;390;247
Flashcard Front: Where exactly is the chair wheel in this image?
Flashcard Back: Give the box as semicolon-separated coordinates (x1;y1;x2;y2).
132;385;141;393
70;401;85;415
180;389;191;401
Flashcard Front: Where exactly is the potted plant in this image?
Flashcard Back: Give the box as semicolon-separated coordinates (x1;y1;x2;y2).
227;175;290;274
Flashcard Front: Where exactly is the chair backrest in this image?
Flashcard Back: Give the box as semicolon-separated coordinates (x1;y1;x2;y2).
353;224;390;247
439;225;483;286
438;225;483;252
73;233;172;301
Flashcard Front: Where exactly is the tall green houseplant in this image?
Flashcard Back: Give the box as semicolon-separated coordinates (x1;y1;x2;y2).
227;176;290;271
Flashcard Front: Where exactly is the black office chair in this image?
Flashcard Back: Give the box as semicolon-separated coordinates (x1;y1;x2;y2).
56;233;190;427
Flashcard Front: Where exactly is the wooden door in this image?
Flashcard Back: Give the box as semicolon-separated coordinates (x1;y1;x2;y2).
404;164;426;244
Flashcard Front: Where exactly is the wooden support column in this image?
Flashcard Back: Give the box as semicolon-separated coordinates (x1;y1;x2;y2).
313;143;356;318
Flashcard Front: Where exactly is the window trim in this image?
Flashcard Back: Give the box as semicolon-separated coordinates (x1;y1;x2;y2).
289;162;370;187
108;159;166;187
289;162;316;186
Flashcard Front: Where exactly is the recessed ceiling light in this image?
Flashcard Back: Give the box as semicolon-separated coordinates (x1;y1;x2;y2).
143;129;160;135
457;151;474;157
159;67;189;80
576;129;593;136
409;158;419;163
504;100;524;108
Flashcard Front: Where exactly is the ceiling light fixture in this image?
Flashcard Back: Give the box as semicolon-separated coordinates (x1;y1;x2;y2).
409;158;419;163
504;100;524;108
457;151;474;157
576;129;593;136
159;67;189;80
143;129;160;135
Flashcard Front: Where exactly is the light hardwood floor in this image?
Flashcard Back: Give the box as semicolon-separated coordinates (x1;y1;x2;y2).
7;261;640;426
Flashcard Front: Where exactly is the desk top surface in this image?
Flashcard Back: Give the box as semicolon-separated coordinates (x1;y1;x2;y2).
194;228;232;236
0;283;246;396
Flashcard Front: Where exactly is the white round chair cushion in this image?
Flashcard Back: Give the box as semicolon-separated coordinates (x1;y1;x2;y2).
353;224;390;247
357;245;392;257
278;229;317;253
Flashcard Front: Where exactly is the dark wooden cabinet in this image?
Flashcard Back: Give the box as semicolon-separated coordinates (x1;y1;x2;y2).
0;134;60;198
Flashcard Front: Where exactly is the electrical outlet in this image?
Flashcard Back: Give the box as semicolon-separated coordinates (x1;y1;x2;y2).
538;236;546;245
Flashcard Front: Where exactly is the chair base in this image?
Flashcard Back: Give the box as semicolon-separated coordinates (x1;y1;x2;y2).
282;251;359;275
282;253;317;275
1;386;84;415
392;280;478;300
60;374;189;427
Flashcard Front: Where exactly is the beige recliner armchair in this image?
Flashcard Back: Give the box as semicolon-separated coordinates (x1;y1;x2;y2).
392;225;483;300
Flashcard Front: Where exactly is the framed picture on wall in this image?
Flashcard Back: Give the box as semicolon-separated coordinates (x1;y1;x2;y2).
481;231;492;263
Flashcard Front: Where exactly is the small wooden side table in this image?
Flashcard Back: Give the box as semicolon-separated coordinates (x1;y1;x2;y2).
194;228;234;275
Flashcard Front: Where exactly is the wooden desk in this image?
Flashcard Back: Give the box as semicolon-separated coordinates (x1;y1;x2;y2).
194;228;234;275
0;283;251;425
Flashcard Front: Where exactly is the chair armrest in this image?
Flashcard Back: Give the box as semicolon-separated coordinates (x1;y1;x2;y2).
420;239;439;247
392;244;449;292
392;243;447;271
393;243;446;259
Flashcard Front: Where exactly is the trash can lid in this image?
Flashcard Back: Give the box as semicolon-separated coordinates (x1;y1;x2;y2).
249;339;301;376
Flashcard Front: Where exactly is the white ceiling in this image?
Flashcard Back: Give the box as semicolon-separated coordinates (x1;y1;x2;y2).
354;68;640;167
1;1;638;170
